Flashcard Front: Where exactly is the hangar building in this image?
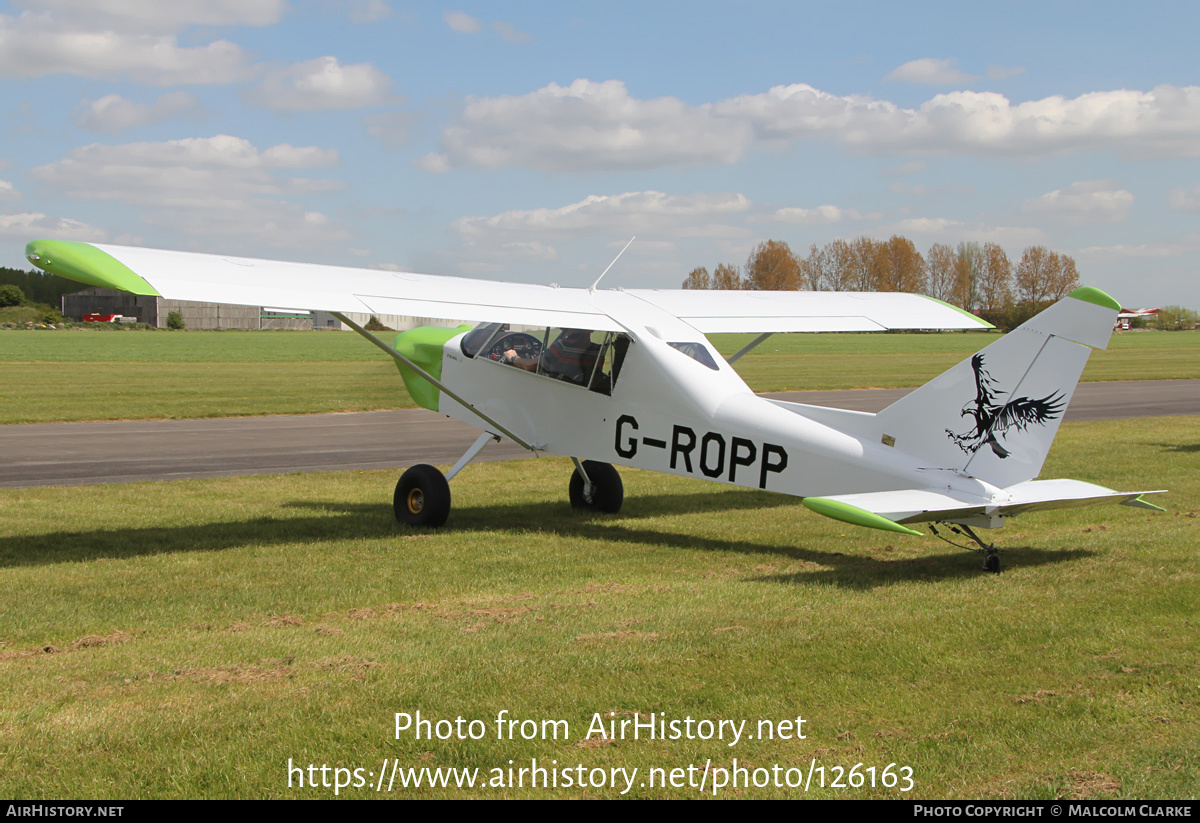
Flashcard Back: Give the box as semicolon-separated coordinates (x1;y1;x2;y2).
61;287;469;331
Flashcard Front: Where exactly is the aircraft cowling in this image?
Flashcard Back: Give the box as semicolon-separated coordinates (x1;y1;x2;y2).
393;325;471;411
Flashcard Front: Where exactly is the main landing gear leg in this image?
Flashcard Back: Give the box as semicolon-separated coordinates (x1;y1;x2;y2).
394;432;498;527
929;522;1003;573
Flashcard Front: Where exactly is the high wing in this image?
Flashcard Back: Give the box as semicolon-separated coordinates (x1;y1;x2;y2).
25;239;625;331
24;239;993;334
624;289;988;333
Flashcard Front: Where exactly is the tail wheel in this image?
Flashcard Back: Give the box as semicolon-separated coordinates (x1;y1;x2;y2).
569;461;624;514
394;464;451;527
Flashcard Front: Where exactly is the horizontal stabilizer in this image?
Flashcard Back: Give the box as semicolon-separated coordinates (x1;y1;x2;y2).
995;479;1166;519
804;480;1165;534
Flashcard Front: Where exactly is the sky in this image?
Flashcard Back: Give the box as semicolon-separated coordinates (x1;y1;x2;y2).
1;0;1198;308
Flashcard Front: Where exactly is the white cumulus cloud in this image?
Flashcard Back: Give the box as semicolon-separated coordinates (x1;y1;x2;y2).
493;21;531;42
881;217;1049;247
0;14;254;85
433;80;752;172
426;80;1200;173
752;205;872;225
884;58;978;85
1021;180;1134;224
0;213;105;241
721;83;1200;158
11;0;286;32
29;135;347;247
444;11;481;33
414;153;451;173
70;92;203;134
245;56;396;111
347;0;390;24
453;191;752;243
1077;240;1195;259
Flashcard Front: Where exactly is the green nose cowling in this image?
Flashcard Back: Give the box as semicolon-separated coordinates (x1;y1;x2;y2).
393;325;472;411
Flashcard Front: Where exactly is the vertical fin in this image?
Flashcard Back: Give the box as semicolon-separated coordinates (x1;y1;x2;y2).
874;289;1119;488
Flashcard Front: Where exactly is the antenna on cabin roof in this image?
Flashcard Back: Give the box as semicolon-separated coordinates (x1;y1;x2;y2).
589;236;635;292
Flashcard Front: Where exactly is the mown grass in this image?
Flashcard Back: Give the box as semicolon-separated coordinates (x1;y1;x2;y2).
0;416;1195;799
720;328;1200;390
1;328;1197;424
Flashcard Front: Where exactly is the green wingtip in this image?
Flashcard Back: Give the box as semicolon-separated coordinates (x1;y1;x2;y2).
920;294;994;329
1125;495;1167;512
802;497;924;536
1068;286;1119;312
24;239;160;296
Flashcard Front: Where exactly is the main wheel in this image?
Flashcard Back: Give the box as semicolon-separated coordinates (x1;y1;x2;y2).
569;461;623;514
394;464;451;527
983;553;1001;574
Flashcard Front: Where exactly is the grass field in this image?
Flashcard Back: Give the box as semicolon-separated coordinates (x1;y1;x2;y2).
1;327;1198;424
0;415;1196;799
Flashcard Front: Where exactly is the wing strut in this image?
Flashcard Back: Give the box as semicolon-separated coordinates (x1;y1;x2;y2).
332;312;539;452
727;332;774;364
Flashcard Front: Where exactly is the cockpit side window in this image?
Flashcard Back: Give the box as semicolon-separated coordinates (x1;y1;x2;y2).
538;327;602;386
465;322;631;395
587;332;631;395
667;341;720;371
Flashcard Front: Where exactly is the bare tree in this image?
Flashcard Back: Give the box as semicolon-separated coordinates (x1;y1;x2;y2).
926;243;957;302
1014;246;1055;308
977;243;1013;315
953;241;982;311
682;266;711;289
847;237;882;291
803;243;824;290
1049;253;1081;300
711;262;743;290
808;238;854;291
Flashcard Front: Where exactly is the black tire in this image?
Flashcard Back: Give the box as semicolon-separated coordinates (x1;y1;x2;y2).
569;461;623;514
394;464;451;527
984;553;1001;574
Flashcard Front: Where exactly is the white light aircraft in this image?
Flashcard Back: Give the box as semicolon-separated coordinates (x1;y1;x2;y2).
25;238;1164;572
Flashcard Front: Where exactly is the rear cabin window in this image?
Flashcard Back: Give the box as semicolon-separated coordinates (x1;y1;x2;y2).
667;341;720;371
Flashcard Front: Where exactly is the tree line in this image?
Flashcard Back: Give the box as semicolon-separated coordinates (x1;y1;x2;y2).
683;237;1083;329
0;266;83;307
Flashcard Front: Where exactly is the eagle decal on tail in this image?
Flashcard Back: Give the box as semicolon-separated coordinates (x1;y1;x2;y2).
946;354;1065;459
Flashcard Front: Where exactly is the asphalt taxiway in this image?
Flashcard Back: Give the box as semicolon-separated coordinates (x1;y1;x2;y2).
1;380;1195;488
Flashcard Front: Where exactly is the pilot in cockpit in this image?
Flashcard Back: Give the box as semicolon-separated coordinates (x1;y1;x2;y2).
504;328;600;386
